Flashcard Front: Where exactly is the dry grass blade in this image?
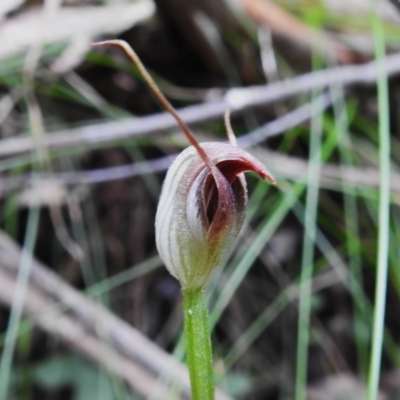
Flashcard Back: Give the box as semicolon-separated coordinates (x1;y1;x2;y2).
0;0;24;20
250;147;400;196
3;146;400;201
0;1;155;61
324;0;400;23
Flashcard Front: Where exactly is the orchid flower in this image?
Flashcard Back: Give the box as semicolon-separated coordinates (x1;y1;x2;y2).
93;40;275;400
156;141;275;290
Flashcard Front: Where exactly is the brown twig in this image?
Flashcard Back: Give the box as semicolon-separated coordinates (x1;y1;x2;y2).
239;0;360;64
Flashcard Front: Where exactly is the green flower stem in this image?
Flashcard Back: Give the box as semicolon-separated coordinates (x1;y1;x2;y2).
182;288;215;400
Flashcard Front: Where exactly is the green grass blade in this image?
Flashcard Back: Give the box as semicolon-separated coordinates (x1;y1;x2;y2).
367;4;391;399
294;93;323;400
0;207;40;400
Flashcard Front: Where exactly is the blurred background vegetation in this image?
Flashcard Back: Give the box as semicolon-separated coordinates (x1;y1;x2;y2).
0;0;400;399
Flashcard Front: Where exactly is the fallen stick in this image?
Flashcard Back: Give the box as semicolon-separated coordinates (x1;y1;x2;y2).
0;230;234;400
0;268;175;400
1;52;400;159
